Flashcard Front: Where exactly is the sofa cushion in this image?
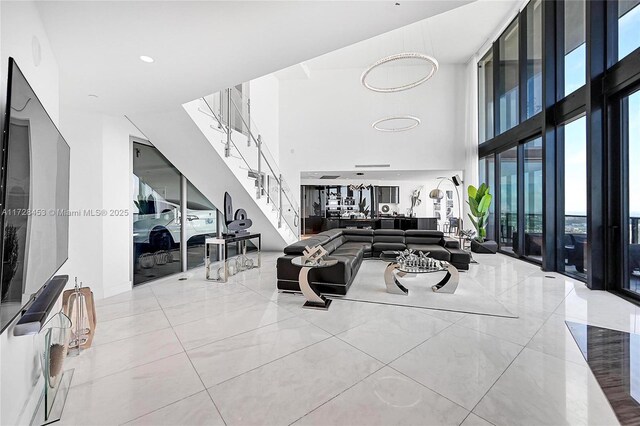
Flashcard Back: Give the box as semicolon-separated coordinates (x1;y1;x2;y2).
404;230;443;245
318;228;344;241
405;230;444;238
443;237;460;249
283;236;330;255
374;229;405;236
344;229;374;243
404;235;442;245
277;254;352;284
448;248;471;266
373;242;406;252
340;242;372;252
343;229;374;237
406;244;450;261
322;239;342;254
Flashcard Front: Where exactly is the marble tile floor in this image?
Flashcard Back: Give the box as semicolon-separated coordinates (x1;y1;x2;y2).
60;252;639;425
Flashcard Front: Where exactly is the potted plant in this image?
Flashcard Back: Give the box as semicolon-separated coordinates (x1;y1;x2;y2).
467;183;498;253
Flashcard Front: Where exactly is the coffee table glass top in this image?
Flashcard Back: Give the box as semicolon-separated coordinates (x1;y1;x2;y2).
291;256;338;268
396;264;448;274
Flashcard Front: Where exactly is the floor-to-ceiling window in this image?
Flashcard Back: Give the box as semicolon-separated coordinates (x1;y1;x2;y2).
524;137;543;263
563;0;586;96
623;90;640;295
479;51;494;143
499;147;518;254
618;0;640;61
186;182;218;270
560;116;588;280
479;155;496;241
498;20;519;134
526;0;542;118
478;0;640;301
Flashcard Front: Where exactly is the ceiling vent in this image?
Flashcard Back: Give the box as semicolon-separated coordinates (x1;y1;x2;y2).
354;164;390;168
319;175;341;179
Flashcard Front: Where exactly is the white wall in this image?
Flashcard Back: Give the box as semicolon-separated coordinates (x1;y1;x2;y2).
279;65;466;168
56;111;141;300
278;64;468;213
1;2;61;424
249;75;280;164
1;3;143;423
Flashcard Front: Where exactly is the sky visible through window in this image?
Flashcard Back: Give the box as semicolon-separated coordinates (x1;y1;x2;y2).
564;116;587;216
619;3;640;60
630;91;640;218
565;44;586;97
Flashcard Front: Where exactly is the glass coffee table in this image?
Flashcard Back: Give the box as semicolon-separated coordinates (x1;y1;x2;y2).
380;252;459;295
291;256;338;310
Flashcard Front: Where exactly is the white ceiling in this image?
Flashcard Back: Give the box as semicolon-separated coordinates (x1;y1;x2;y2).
35;0;473;115
279;0;520;76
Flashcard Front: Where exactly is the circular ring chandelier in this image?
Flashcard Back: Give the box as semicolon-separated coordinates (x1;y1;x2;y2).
361;52;439;93
372;115;421;132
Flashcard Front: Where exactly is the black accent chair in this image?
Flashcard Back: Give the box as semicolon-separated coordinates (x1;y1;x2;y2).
276;229;470;296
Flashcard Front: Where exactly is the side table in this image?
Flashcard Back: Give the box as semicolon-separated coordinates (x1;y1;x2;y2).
291;256;338;310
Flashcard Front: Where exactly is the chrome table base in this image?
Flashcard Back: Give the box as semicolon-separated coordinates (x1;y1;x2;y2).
383;262;459;295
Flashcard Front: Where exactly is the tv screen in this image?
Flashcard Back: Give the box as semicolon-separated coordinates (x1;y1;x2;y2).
0;58;70;333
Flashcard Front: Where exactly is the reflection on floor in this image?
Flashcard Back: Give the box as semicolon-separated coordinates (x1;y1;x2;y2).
566;322;640;425
61;252;639;425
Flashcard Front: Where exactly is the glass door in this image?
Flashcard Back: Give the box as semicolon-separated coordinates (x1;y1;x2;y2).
621;89;640;298
523;137;543;263
498;146;518;255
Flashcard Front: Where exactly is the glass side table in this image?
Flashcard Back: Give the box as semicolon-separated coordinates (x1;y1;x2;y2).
291;256;338;310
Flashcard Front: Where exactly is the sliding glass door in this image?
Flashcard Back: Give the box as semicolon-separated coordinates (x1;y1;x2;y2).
622;90;640;297
524;137;543;263
559;116;588;280
499;147;518;254
132;140;218;285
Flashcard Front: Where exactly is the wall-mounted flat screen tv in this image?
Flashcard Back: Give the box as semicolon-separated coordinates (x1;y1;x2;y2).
0;58;70;333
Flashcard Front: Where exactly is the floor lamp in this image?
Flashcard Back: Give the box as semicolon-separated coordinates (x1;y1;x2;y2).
429;175;463;245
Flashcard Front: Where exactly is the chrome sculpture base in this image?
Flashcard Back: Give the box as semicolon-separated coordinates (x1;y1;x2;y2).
384;262;409;295
431;263;460;293
299;266;332;310
302;298;333;310
384;262;459;295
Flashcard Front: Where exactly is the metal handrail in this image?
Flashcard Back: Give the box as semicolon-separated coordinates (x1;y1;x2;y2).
201;97;255;175
201;93;299;237
227;92;300;217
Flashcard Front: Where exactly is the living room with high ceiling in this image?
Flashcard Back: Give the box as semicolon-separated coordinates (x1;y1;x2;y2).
1;1;640;425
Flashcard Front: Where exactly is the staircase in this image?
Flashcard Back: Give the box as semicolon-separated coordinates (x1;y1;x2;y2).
182;88;299;246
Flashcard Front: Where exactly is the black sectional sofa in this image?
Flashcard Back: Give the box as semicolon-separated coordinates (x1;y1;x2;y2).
277;229;471;296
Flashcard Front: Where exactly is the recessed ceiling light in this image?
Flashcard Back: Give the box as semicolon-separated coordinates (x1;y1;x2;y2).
139;55;154;63
88;94;98;98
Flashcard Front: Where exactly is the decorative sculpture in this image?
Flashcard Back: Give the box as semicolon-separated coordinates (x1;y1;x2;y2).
302;245;328;266
224;192;253;235
62;278;97;355
408;188;422;217
393;249;444;271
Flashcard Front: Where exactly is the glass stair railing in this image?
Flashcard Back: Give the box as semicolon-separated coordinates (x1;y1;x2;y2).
193;88;299;243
